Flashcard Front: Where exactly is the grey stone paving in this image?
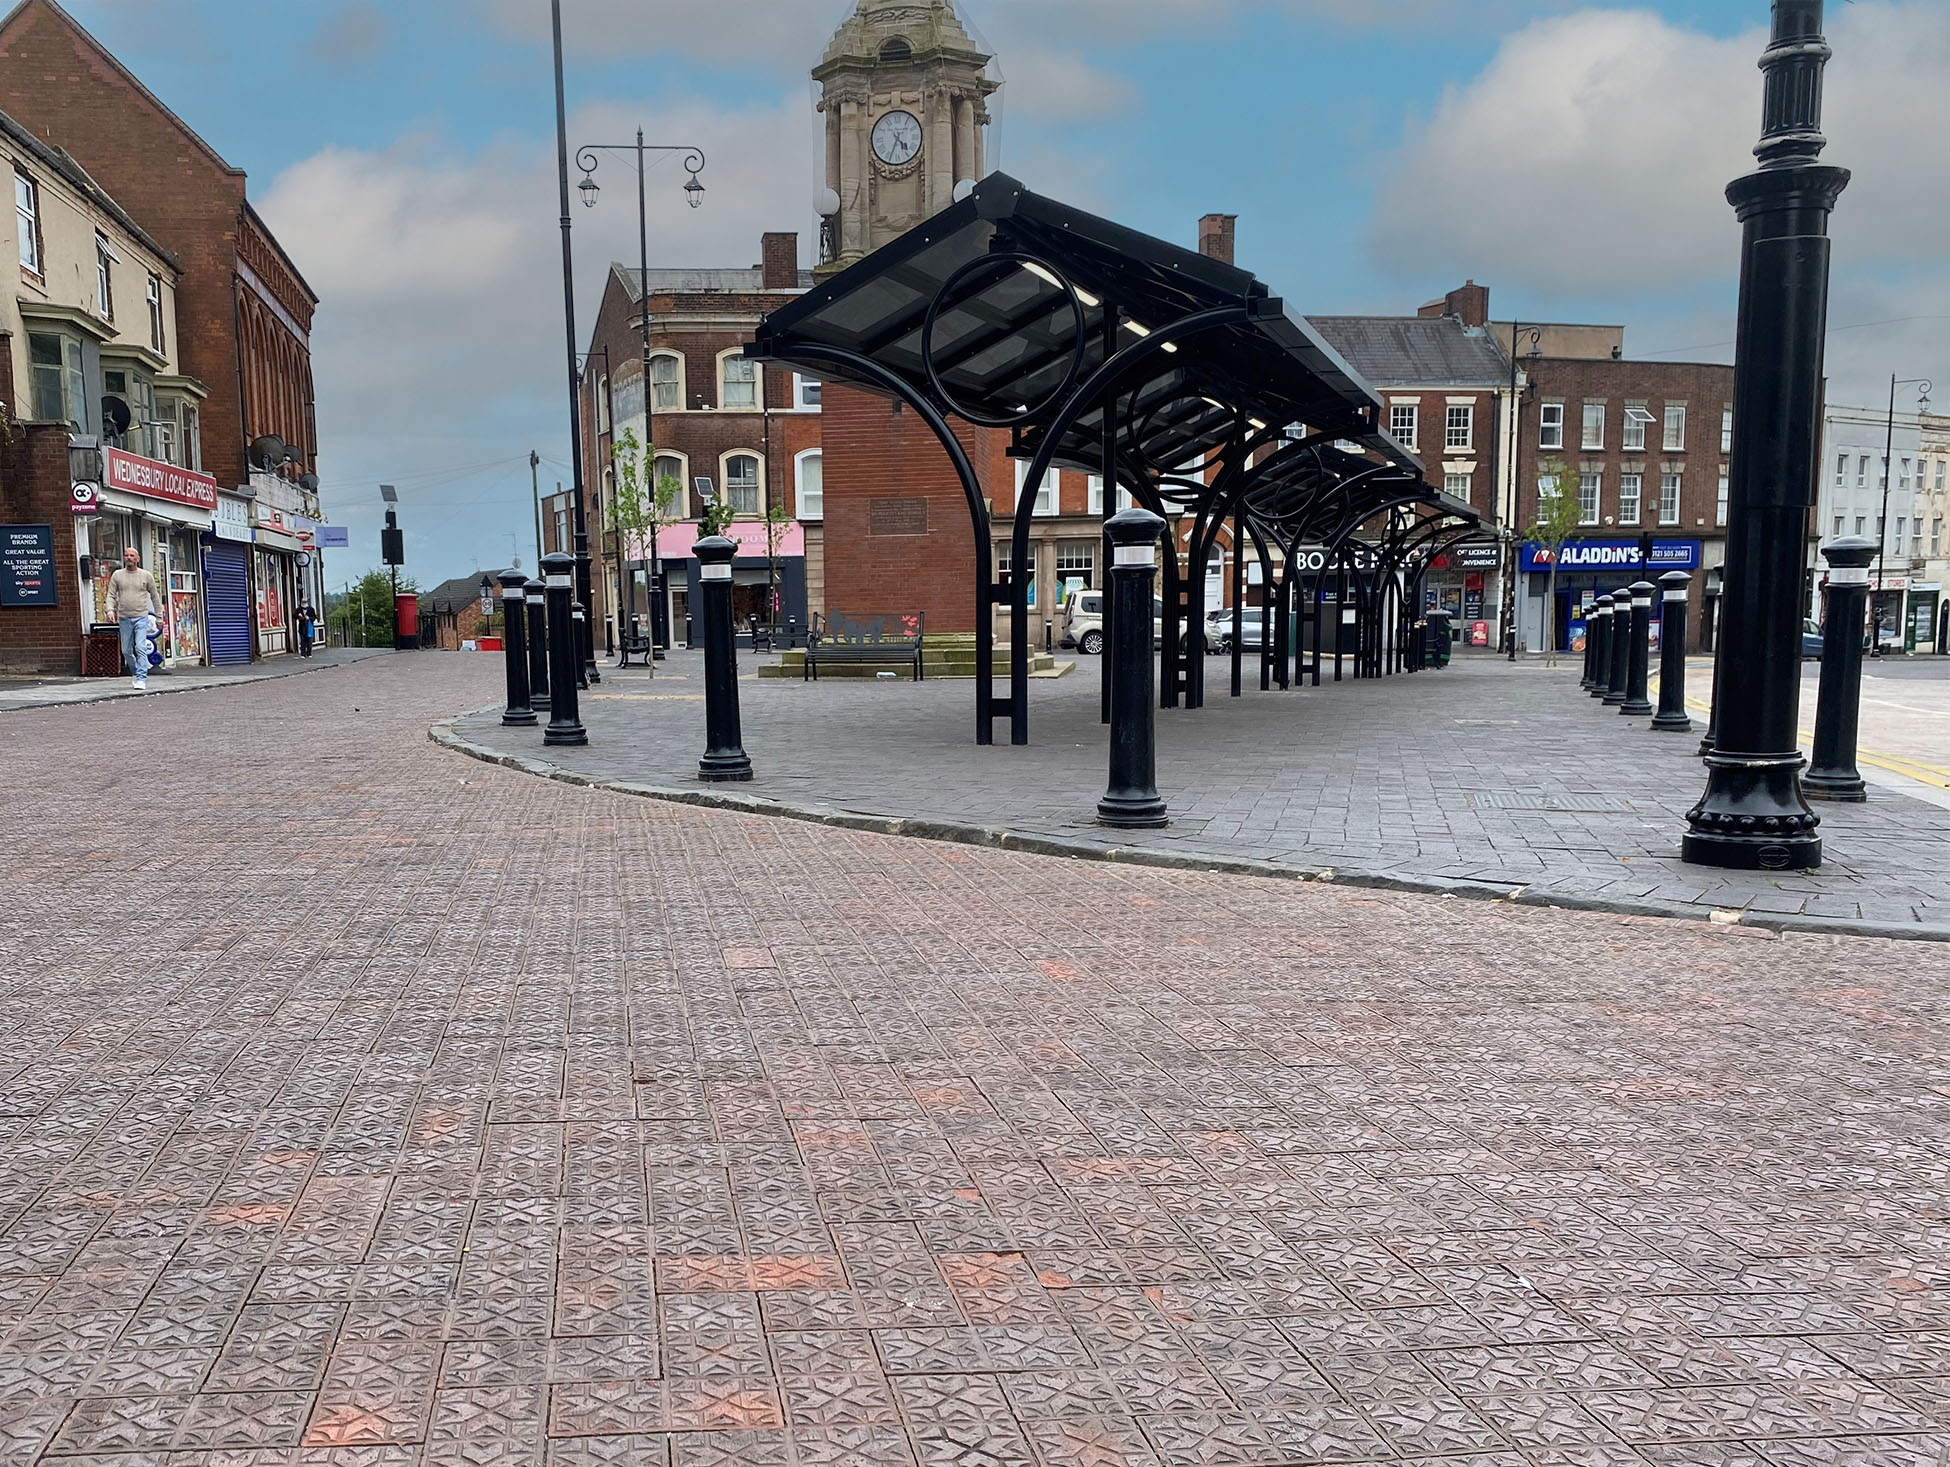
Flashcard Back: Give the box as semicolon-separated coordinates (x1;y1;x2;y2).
452;652;1950;937
4;653;1950;1467
0;647;389;713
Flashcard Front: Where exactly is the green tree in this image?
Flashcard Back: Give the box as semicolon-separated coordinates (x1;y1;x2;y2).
609;428;681;655
761;501;792;623
337;569;418;647
1528;455;1583;666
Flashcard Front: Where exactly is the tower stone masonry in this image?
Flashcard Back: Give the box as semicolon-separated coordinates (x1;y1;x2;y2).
814;0;997;273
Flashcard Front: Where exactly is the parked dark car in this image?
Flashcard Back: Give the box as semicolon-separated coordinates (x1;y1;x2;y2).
1802;617;1824;659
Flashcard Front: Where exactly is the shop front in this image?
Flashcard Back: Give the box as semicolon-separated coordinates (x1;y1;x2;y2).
1520;538;1702;653
204;494;254;665
84;447;220;670
1423;541;1501;648
634;521;808;646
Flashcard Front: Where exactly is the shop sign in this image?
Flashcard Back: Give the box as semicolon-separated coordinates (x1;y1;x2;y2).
69;482;103;516
1520;538;1700;573
0;524;58;607
1449;543;1502;570
317;525;350;549
214;494;253;543
104;447;219;512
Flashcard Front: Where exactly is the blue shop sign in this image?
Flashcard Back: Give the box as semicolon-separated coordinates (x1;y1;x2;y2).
1520;539;1700;574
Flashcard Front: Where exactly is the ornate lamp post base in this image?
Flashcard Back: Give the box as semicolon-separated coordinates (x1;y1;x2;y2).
1683;755;1820;870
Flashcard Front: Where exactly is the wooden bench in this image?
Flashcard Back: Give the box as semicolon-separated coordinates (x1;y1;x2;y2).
804;611;924;681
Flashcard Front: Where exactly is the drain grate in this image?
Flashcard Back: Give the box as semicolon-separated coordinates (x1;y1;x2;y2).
1467;791;1639;814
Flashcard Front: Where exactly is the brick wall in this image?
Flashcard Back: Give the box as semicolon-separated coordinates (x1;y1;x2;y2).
0;2;316;490
821;383;988;632
0;419;83;674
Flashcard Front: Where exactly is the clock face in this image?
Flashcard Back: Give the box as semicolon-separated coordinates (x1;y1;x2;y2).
871;110;923;167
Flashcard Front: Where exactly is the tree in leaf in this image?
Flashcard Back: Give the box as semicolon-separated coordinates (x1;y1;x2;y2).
609;428;680;652
1527;455;1583;666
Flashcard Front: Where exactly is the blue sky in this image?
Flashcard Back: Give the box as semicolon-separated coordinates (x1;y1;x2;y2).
60;0;1949;585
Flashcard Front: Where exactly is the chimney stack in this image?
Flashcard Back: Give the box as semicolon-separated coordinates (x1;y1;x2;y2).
1197;214;1236;267
1419;280;1490;328
760;233;800;290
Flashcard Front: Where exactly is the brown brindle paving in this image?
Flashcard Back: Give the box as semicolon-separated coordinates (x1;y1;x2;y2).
2;652;1949;1467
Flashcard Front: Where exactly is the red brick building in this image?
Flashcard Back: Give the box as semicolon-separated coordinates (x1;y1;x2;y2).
1505;347;1740;653
0;0;325;660
578;237;821;645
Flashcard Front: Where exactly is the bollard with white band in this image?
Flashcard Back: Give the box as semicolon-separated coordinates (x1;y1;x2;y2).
1620;581;1656;717
1097;508;1168;828
498;569;535;727
1805;537;1877;800
1651;570;1693;732
694;535;753;782
540;552;586;746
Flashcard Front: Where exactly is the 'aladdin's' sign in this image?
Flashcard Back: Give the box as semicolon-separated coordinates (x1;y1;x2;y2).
104;447;219;513
1520;539;1700;574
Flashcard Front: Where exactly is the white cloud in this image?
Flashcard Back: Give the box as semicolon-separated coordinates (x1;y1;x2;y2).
1368;2;1950;295
256;93;818;579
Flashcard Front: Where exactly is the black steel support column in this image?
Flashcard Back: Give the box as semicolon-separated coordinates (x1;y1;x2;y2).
1652;571;1694;732
526;578;550;700
498;570;535;727
1685;0;1846;870
1097;508;1168;829
695;535;753;782
540;552;586;747
1229;513;1244;698
1804;536;1876;801
1620;581;1656;716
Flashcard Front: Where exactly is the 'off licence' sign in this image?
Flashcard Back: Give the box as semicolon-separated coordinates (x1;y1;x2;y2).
105;447;219;513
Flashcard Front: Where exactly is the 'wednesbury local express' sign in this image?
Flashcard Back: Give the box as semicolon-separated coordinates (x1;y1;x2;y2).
1520;539;1701;573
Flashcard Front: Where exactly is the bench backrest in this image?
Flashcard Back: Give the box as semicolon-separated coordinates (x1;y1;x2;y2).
816;611;923;646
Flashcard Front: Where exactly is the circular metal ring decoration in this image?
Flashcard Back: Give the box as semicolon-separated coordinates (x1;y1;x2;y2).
1127;392;1234;482
919;251;1089;431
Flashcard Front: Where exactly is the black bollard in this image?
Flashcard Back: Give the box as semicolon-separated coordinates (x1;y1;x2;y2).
526;577;550;700
1579;596;1597;690
1683;1;1844;870
498;569;535;727
1804;536;1876;801
572;601;589;691
695;535;753;782
1097;508;1169;829
1588;594;1614;699
1620;581;1656;716
1603;590;1631;706
1652;570;1694;732
540;552;586;747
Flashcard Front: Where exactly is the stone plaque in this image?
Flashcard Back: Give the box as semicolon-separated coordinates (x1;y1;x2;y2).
869;497;929;536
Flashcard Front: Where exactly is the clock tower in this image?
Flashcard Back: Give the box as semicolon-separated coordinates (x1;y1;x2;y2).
813;0;996;275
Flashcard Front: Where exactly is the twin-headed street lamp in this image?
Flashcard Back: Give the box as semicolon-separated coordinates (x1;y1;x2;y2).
576;133;706;677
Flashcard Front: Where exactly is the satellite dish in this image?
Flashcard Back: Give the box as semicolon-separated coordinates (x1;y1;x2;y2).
248;434;287;470
815;187;840;217
298;473;320;492
101;396;132;436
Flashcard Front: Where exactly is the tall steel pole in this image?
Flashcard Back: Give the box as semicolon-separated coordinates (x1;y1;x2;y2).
1874;375;1932;655
1683;0;1848;872
550;0;597;686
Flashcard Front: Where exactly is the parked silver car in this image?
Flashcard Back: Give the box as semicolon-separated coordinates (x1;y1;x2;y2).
1061;591;1170;654
1203;606;1266;652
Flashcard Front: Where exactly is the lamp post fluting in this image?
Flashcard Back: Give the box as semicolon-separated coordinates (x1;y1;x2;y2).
1683;0;1847;871
1804;536;1877;801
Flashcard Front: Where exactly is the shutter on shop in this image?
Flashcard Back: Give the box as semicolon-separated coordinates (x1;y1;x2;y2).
203;541;252;665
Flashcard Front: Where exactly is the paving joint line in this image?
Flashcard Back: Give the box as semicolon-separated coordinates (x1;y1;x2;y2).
431;707;1950;947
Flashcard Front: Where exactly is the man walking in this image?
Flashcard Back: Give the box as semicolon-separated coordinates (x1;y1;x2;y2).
108;545;161;691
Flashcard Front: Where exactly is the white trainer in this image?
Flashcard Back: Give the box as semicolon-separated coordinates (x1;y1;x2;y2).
133;679;148;692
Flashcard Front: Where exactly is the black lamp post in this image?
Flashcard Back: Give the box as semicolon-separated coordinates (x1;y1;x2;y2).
576;131;706;678
1872;375;1931;656
1504;326;1540;660
1683;0;1847;872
